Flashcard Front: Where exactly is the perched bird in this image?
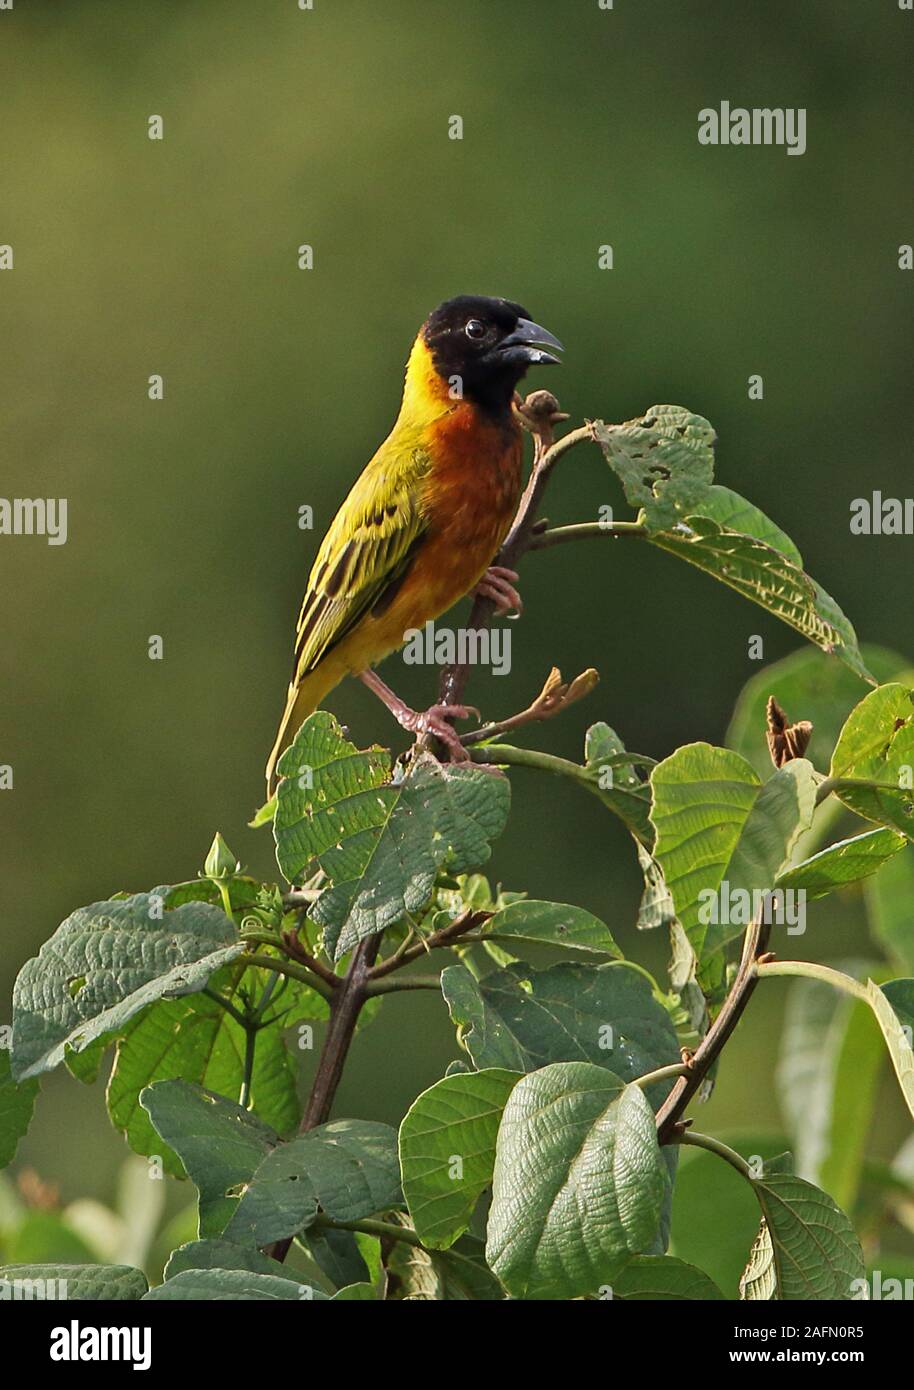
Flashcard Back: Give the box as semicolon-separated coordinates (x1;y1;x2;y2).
265;294;563;793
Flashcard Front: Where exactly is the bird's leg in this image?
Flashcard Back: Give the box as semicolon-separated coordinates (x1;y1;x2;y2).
357;670;478;761
471;565;523;616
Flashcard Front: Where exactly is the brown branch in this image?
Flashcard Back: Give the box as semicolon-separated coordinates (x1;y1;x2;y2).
368;908;490;981
267;932;381;1263
280;927;339;988
655;907;772;1145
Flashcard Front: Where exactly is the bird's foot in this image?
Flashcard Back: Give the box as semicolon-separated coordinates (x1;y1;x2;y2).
358;669;478;761
473;566;522;616
407;702;479;761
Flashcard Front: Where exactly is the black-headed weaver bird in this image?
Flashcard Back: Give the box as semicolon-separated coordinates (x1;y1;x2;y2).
266;295;563;793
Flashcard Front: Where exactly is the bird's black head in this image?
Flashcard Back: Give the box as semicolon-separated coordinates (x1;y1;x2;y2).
421;295;563;416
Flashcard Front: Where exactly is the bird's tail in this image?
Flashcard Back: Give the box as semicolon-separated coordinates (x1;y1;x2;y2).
265;664;340;796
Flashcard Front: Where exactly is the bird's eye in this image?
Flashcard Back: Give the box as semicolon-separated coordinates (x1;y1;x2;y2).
465;318;487;341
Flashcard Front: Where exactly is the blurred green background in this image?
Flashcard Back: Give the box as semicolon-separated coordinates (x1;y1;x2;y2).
2;0;913;1283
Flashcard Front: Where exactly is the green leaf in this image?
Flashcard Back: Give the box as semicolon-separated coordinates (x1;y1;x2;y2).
777;978;851;1184
584;722;654;844
776;827;906;900
691;485;803;565
224;1120;402;1247
331;1281;378;1300
4;1212;97;1266
866;843;914;973
164;1240;283;1279
487;1062;667;1299
0;1263;148;1300
143;1269;327;1300
820;1000;884;1212
441;961;679;1093
776;974;883;1211
11;894;243;1081
671;1132;791;1296
727;644;907;779
156;876;263;912
739;1222;777;1300
140;1080;280;1237
483;900;620;958
0;1050;38;1168
650;744;817;958
651;516;870;681
303;1227;370;1290
749;1173;865;1299
830;684;914;839
610;1254;725;1300
399;1068;520;1249
384;1227;504;1300
275;715;508;958
867;978;914;1120
636;842;679;932
592;405;715;533
106;990;308;1177
64;1032;113;1085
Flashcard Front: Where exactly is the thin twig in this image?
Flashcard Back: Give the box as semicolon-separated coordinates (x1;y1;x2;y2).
633;1062;690;1091
280;928;339;988
368;908;490;980
364;973;444;996
242;951;334;1001
201;987;250;1030
676;1129;753;1180
460;666;598;748
529;519;648;549
754;958;870;1003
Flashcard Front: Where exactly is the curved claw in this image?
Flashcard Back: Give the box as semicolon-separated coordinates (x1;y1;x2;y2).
416;702;479;761
473;566;523;617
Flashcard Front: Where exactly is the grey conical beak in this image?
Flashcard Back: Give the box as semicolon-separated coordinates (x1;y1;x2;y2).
498;317;564;366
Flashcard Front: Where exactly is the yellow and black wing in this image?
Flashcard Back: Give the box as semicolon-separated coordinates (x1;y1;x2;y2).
292;443;430;681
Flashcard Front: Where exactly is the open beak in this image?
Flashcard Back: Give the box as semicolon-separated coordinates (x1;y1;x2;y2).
496;317;564;368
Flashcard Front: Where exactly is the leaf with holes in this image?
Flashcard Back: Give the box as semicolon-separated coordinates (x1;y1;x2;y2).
592;405;716;533
483;900;620;957
223;1119;402;1247
650;506;870;681
830;685;914;839
10;895;243;1082
140;1080;280;1237
275;715;508;959
441;960;678;1094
